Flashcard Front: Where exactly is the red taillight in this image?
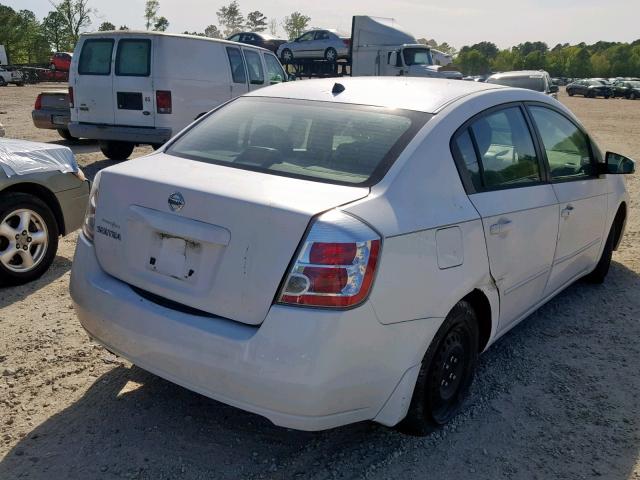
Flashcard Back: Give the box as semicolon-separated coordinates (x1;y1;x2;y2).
279;210;381;308
343;39;351;47
34;94;42;111
68;87;74;108
156;90;172;114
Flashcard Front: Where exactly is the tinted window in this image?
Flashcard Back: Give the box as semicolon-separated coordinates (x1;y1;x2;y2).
116;39;150;76
264;54;285;84
244;50;264;85
529;106;594;180
78;39;114;75
297;32;314;42
229;34;241;42
316;31;330;40
167;97;427;186
487;75;546;92
226;47;246;83
469;107;541;189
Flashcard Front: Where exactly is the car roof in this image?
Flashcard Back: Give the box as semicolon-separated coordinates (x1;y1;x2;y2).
247;77;505;113
489;70;547;78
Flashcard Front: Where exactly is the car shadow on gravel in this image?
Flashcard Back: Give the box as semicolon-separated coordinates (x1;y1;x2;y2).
0;255;71;309
1;260;639;480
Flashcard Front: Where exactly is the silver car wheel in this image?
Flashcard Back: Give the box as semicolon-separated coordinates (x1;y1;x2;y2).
282;49;293;63
0;208;49;273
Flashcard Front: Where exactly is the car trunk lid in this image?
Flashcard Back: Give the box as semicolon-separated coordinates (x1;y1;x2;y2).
93;154;369;325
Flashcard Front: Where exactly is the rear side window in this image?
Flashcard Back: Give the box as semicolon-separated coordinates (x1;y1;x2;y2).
454;106;542;191
78;39;114;75
116;39;151;76
167;97;429;186
263;54;285;84
244;50;264;85
226;47;246;84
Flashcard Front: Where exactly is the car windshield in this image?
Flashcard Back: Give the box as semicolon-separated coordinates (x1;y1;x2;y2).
402;48;432;66
487;75;546;92
167;97;429;186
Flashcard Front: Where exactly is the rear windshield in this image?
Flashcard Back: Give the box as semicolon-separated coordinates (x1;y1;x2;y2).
487;75;546;92
167;97;429;186
116;39;151;76
78;39;114;75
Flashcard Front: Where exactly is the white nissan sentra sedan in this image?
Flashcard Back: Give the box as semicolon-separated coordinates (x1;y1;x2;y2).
70;77;634;435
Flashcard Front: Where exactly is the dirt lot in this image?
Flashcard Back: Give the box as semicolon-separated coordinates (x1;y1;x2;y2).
0;83;639;480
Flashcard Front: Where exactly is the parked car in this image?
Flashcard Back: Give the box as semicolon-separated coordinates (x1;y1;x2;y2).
49;52;73;71
0;139;89;286
486;70;558;98
612;80;640;99
0;66;24;86
70;77;633;435
277;29;350;63
566;79;612;98
0;123;4;137
68;31;289;160
226;32;286;54
32;91;75;140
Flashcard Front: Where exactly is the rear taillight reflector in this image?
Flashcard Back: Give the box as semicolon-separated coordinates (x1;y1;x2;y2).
278;210;381;308
156;90;172;114
68;87;73;108
34;94;42;111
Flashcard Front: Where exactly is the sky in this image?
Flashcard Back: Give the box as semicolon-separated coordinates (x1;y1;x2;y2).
5;0;640;49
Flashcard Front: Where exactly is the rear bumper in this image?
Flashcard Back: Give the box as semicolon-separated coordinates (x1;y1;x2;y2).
32;109;70;130
67;122;172;144
70;235;438;430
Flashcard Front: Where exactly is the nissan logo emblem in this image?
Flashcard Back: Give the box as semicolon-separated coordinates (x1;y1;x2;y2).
168;192;185;212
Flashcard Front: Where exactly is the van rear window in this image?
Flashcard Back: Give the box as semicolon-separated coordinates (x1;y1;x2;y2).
116;39;151;76
167;97;430;187
78;39;114;75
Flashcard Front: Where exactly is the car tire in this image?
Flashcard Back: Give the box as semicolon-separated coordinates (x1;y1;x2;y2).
630;92;637;100
398;300;479;436
0;192;59;287
324;47;338;63
57;129;77;141
0;78;6;87
99;141;135;160
281;49;293;64
567;90;574;96
584;221;616;284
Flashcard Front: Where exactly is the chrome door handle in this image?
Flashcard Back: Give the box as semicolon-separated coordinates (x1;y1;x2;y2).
489;218;512;235
561;205;574;218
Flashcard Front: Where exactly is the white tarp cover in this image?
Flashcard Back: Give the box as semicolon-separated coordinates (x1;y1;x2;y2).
0;138;78;178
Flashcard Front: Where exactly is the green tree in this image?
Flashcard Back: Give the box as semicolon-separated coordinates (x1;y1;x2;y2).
523;50;545;70
144;0;159;30
544;49;567;77
565;47;591;78
98;21;115;31
491;50;515;72
246;10;267;32
118;25;129;30
54;0;93;44
590;52;610;77
204;24;222;38
153;16;169;31
42;10;72;51
217;1;244;37
456;49;490;75
282;12;310;40
460;41;498;60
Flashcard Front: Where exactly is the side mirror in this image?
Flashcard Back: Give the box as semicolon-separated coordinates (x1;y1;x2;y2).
598;151;636;175
549;85;559;93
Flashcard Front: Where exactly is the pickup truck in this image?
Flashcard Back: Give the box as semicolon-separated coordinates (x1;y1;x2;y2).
31;91;75;140
0;66;24;86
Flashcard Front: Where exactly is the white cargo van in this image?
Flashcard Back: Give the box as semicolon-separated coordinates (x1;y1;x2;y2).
68;32;288;159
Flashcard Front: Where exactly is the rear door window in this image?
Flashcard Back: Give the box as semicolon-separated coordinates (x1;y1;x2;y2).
115;39;151;76
244;50;264;85
226;47;246;84
263;54;286;84
78;39;114;75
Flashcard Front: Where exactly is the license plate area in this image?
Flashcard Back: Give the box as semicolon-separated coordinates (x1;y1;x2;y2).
52;115;67;125
148;233;201;282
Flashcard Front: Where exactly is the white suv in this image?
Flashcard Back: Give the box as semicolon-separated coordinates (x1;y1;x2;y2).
70;77;633;434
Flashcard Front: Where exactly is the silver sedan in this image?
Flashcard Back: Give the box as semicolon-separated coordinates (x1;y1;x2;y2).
277;29;350;63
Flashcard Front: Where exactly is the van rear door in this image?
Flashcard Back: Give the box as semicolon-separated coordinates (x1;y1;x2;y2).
112;38;154;127
74;38;115;124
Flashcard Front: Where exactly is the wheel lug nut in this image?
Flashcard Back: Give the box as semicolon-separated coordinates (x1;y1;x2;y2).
22;230;27;235
27;237;32;242
15;234;20;240
23;245;28;250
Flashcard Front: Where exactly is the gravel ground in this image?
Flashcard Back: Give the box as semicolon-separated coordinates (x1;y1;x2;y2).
0;83;639;480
